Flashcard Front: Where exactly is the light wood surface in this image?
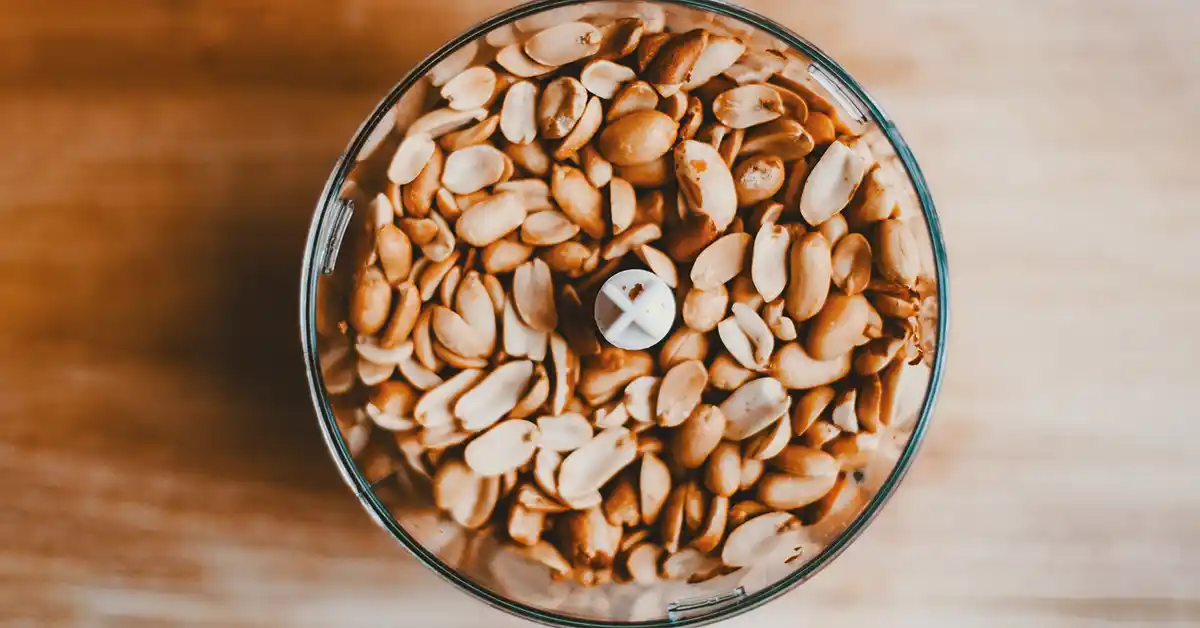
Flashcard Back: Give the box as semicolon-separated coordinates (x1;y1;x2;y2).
2;0;1198;626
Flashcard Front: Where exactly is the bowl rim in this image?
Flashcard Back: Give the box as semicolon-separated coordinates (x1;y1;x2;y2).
298;0;950;625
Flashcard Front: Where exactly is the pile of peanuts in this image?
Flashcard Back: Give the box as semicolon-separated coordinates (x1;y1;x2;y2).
318;6;930;587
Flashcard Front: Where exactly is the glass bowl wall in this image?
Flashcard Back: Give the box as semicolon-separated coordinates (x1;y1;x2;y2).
300;1;948;625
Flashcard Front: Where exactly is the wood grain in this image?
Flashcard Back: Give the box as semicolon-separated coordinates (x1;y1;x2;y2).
2;0;1198;626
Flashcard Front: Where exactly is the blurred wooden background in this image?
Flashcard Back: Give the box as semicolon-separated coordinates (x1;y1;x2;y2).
2;0;1198;626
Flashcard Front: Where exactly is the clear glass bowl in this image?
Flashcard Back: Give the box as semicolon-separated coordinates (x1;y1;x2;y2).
299;1;949;625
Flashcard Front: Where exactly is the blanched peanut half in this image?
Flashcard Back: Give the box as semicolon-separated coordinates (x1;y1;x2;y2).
623;375;660;424
414;368;484;429
393;339;442;390
580;145;613;188
721;377;790;441
404;145;444;218
455;192;527;247
608;177;636;235
602;476;639;527
875;219;920;289
830;389;859;437
804;112;837;145
551;164;606;239
733;154;786;208
769;341;852;390
433;459;480;520
483;237;534;274
723;49;786;85
553;95;603;161
580;59;637;99
356;356;393;387
659;327;709;372
597;110;679;166
455;360;534;432
713;84;785;129
557;427;638;499
379;282;420;349
504;293;548;362
662;547;722;581
721;511;804;568
578;347;655;406
549;332;579;415
684;35;746;89
603;223;661;260
831;233;872;295
799;140;870;226
455;271;497;355
675;140;737;231
541;241;594;277
740;118;814;161
513;258;558;333
625;542;663;584
496;43;557;78
829;431;880;469
802;419;842;449
745;414;791;461
759;466;839;509
495;179;552;212
537;412;594;452
350;267;391;335
690;232;751;291
709;352;753;391
642;29;708;94
682;480;706;533
659;483;688;553
656;359;707;427
639;452;671;525
806;292;870;360
521;210;580;246
420;209;456;263
846;166;898;226
761;298;797;341
430;303;488;358
718;303;774;371
387;134;436;185
787;386;832;439
672;404;726;470
407;107;489;140
704;441;741;498
659;90;688;121
718;127;745;166
607;80;659;121
465;419;540;477
500;80;539;144
441;144;507;194
785;232;832;322
683;284;729;333
504;141;551;177
854;336;906;375
856;374;883;432
539;76;588;140
768;84;810;123
508;503;545;547
417;250;459;301
524;21;602;66
616;156;672;188
441;66;498;111
376;224;415;298
751;222;790;303
635;245;677;287
365;380;417;430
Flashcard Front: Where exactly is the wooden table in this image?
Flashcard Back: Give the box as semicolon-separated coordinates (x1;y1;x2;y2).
3;0;1198;625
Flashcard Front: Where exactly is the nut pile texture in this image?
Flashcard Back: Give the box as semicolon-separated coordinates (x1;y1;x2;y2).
323;12;929;587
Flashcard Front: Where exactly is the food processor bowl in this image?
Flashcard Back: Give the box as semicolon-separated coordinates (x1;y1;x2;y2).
300;1;948;625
